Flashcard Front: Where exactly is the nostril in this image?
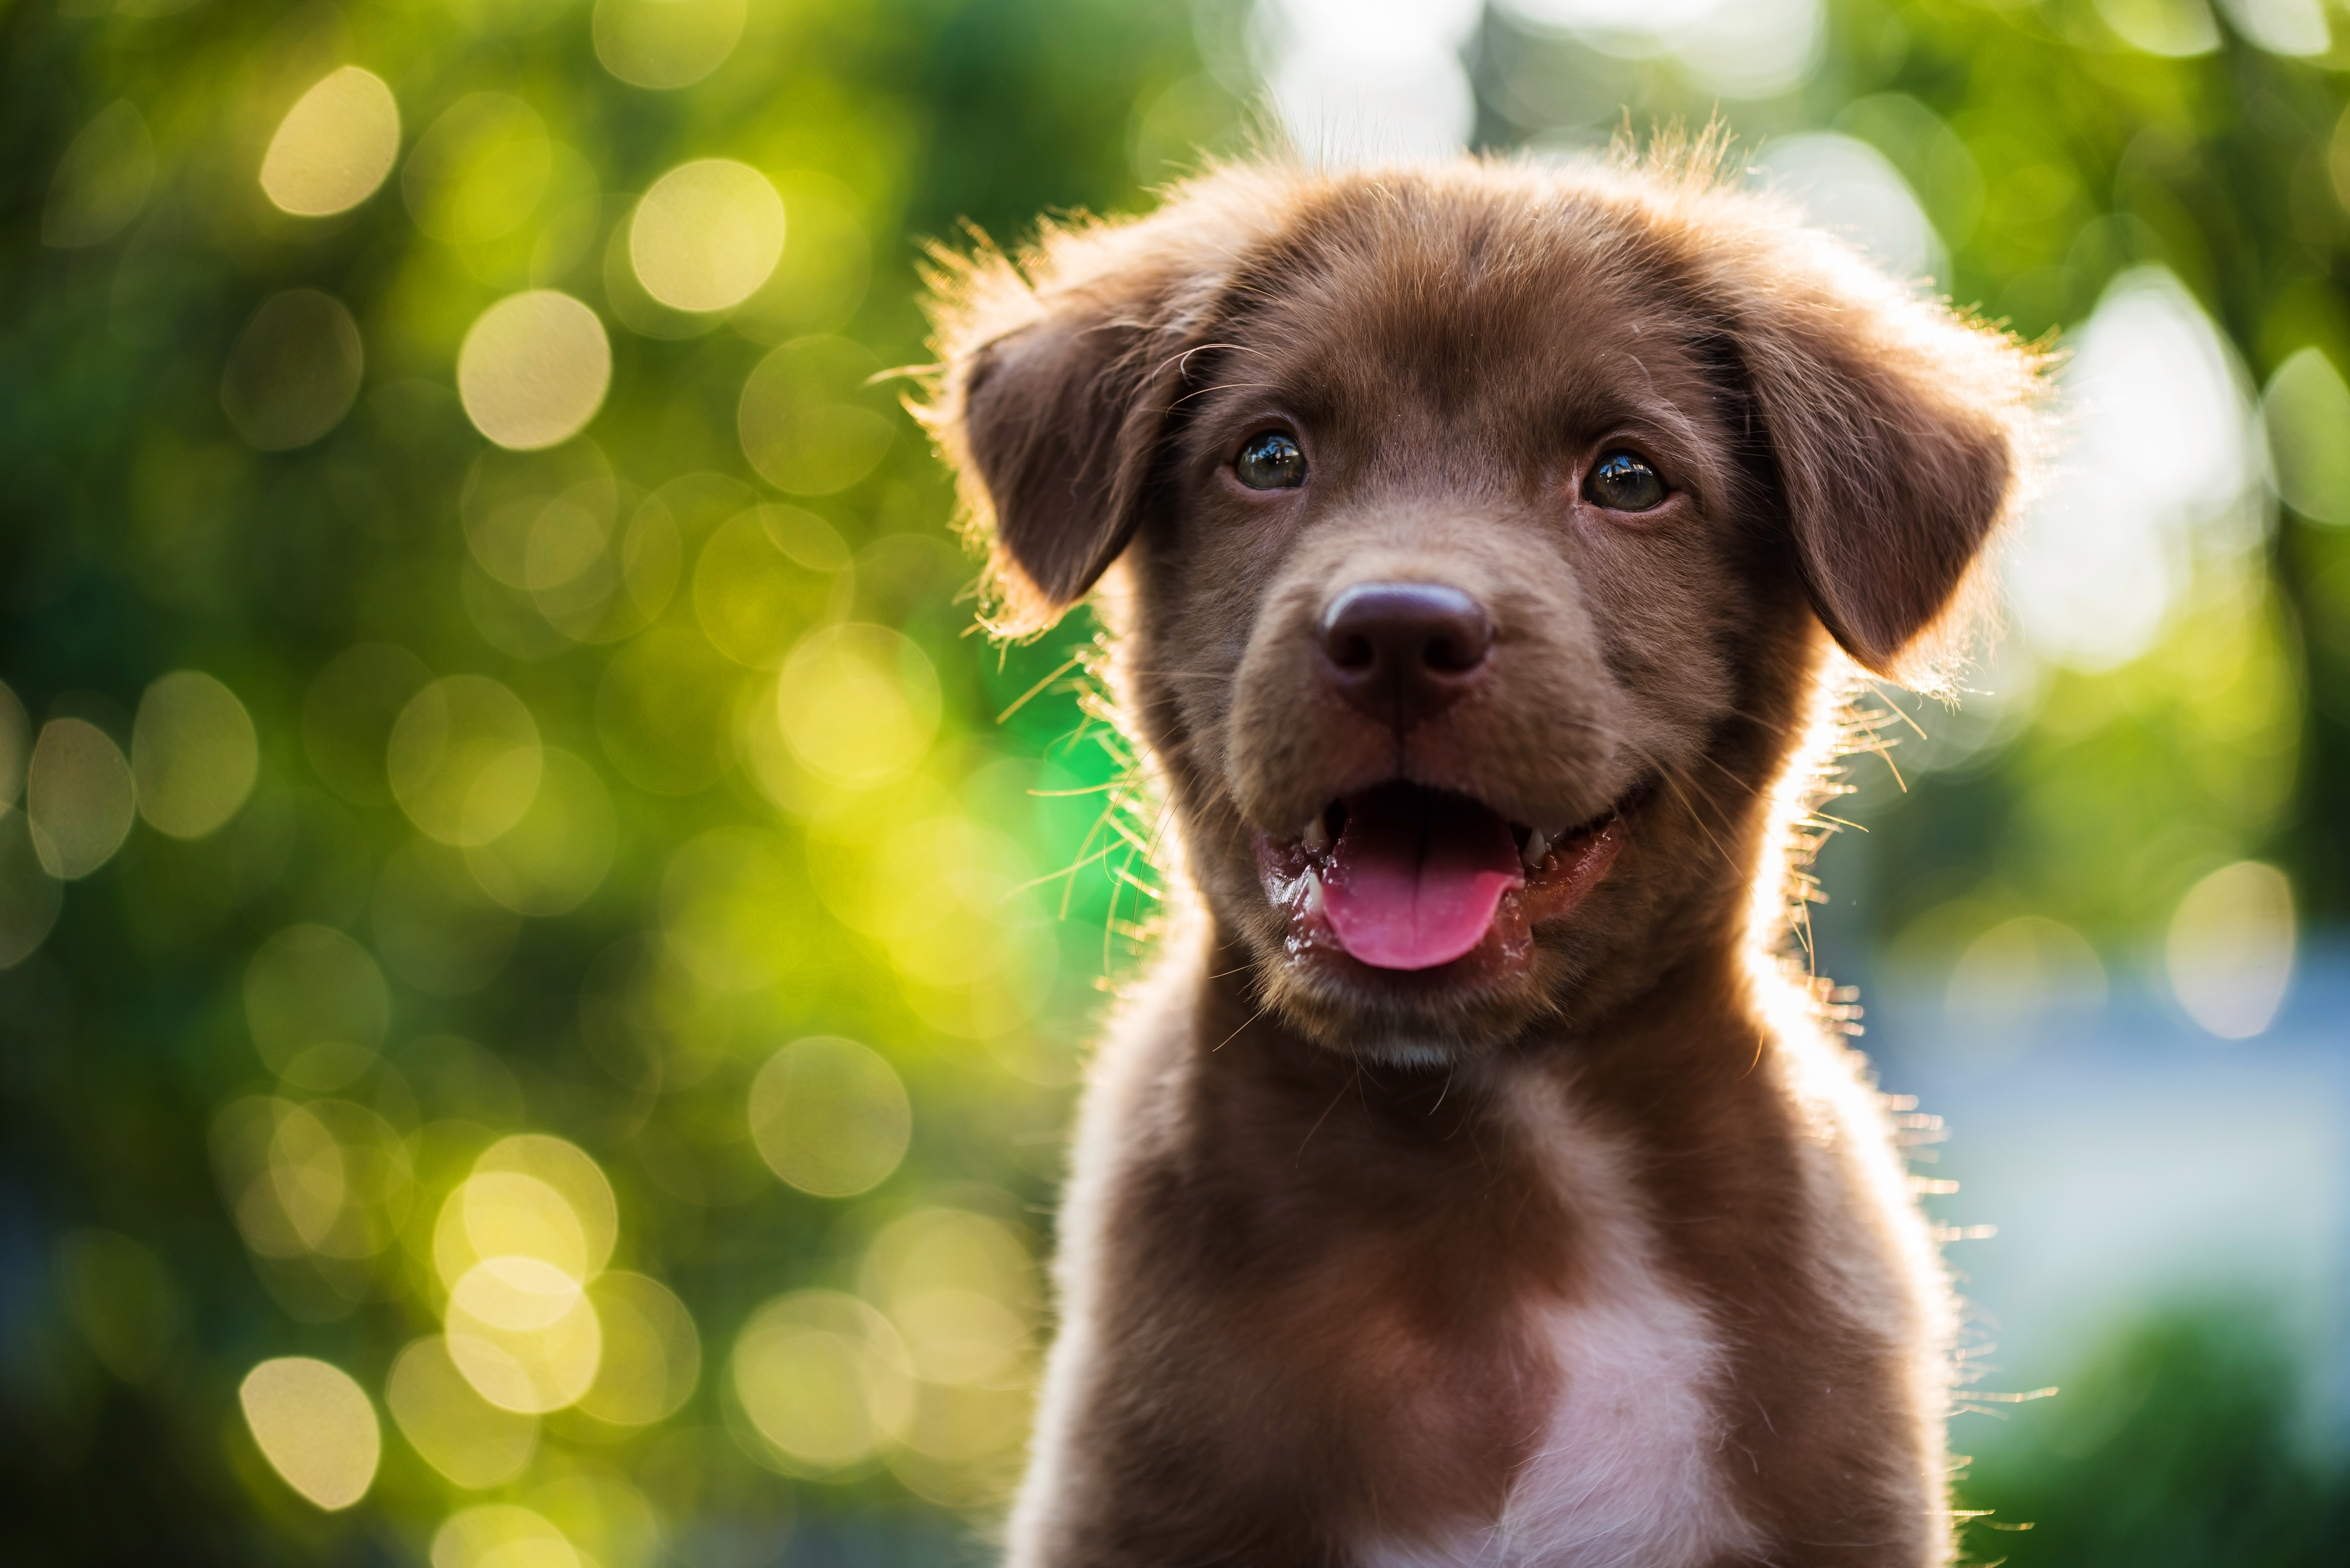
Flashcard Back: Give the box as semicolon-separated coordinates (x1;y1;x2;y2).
1423;633;1484;673
1330;631;1376;671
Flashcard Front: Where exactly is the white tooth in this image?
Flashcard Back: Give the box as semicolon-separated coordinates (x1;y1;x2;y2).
1522;828;1550;870
1302;814;1331;853
1299;866;1326;917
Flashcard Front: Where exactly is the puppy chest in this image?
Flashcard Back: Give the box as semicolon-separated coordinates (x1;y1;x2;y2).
1353;1280;1756;1568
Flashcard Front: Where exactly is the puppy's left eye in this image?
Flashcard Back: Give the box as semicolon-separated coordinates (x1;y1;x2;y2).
1584;451;1666;512
1236;431;1308;490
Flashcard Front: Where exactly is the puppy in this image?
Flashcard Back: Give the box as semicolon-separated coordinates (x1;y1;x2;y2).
919;146;2043;1567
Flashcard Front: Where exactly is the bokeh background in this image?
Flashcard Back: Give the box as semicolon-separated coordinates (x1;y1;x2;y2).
5;0;2350;1561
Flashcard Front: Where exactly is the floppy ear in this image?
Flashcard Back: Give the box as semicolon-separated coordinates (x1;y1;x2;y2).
920;224;1223;632
1713;235;2045;679
953;286;1184;620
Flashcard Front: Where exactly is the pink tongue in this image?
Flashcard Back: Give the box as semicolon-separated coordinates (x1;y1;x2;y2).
1322;790;1524;971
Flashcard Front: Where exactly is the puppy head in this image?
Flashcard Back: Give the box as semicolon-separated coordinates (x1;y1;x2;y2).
923;157;2043;1056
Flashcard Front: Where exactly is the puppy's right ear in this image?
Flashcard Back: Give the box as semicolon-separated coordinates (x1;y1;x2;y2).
922;245;1197;632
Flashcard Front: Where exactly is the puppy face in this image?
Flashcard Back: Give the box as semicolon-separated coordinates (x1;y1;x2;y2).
926;161;2037;1055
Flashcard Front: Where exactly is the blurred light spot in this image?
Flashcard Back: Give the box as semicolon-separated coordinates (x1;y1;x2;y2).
57;1229;180;1383
2219;0;2331;54
221;289;366;451
432;1505;580;1568
694;506;851;668
231;1097;412;1258
0;681;26;808
1945;916;2107;1033
2008;268;2257;671
465;749;617;916
402;93;551;245
387;1336;540;1489
239;1356;380;1510
132;670;258;839
446;1258;605;1413
303;644;432;808
2263;348;2350;525
388;675;543;846
214;1097;410;1258
853;813;1058;1040
373;838;521;995
42;100;154;248
2166;861;2295;1038
893;1378;1033;1472
244;924;390;1080
593;0;747;89
434;1136;618;1291
630;160;785;314
748;1037;910;1198
27;718;136;880
458;292;612;451
579;1272;702;1427
732;1290;913;1471
447;1171;590;1282
594;627;742;795
1256;0;1479;162
860;1209;1036;1386
731;172;871;343
1751;133;1942;285
736;337;895;494
529;1470;661;1568
0;808;63;968
1500;1;1824;99
261;67;402;217
269;1102;351;1251
660;827;801;992
775;624;940;787
2095;0;2221;56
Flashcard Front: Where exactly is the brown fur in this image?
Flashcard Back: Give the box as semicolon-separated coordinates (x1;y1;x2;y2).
920;146;2045;1567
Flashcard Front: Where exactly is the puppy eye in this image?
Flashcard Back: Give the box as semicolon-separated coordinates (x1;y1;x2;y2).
1584;451;1666;512
1235;431;1308;490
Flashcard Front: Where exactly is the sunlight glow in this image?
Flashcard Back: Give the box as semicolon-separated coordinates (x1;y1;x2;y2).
26;718;136;880
630;159;785;313
132;671;258;839
458;292;612;451
747;1036;911;1198
2166;861;2296;1039
594;0;748;89
239;1357;380;1511
261;67;402;217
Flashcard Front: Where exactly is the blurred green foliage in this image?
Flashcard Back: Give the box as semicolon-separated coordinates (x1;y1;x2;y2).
1957;1308;2350;1566
1;0;2347;1563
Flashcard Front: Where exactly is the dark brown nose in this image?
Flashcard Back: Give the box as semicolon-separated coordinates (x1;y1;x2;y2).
1318;582;1494;728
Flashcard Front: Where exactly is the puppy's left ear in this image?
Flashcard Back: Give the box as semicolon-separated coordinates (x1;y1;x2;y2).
1715;236;2046;679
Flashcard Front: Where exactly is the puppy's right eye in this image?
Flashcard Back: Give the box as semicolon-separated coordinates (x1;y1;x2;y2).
1583;450;1666;512
1236;431;1308;490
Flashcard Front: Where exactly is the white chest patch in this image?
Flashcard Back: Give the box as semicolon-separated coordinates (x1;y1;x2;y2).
1361;1083;1761;1568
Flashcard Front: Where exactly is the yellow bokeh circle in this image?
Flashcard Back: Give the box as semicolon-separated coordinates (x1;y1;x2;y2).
774;624;940;787
239;1356;380;1511
132;670;258;840
747;1036;910;1198
458;292;612;451
629;159;785;314
260;66;401;217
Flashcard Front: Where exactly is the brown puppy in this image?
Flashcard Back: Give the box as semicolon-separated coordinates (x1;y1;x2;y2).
920;146;2043;1567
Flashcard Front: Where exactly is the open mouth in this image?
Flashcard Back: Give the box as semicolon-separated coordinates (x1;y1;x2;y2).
1253;780;1639;974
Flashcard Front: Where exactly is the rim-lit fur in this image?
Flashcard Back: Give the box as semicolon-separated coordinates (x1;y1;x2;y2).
920;147;2046;1566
